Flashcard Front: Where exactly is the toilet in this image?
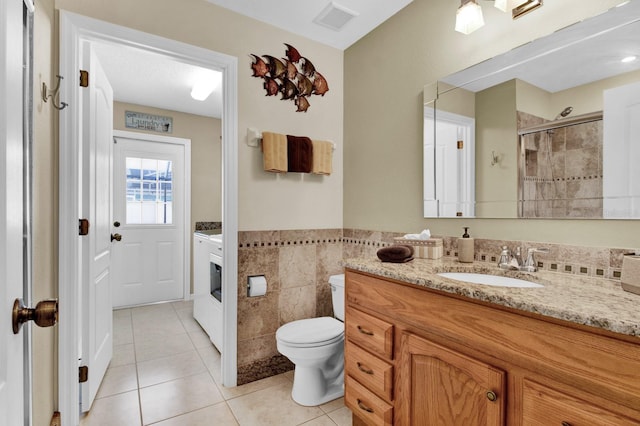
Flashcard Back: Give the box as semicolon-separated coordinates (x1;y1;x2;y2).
276;274;345;406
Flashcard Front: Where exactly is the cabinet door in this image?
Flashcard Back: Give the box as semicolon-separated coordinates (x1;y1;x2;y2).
397;333;505;426
522;379;640;426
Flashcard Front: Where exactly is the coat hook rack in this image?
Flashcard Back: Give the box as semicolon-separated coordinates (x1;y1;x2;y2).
42;75;68;110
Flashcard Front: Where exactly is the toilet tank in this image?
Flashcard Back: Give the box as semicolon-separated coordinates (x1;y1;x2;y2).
329;274;345;321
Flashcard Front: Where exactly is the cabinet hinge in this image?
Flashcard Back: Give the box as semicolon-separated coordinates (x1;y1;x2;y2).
79;366;88;383
79;218;90;236
50;411;61;426
457;140;464;149
79;70;89;88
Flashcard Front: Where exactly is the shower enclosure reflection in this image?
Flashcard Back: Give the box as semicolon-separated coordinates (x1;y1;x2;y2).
518;111;603;218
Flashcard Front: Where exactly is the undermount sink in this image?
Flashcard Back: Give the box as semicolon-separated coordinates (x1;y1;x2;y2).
437;272;544;288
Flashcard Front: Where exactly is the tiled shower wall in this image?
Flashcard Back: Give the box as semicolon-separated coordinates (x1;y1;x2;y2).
518;111;603;218
236;227;635;384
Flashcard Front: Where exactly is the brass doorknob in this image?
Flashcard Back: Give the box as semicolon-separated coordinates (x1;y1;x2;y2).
111;233;122;242
12;298;58;334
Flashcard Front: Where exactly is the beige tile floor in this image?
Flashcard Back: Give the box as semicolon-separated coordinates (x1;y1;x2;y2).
80;300;352;426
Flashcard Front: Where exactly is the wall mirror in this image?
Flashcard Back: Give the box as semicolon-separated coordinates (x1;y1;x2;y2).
424;1;640;219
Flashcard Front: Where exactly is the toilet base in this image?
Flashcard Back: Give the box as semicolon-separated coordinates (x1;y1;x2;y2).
291;367;344;406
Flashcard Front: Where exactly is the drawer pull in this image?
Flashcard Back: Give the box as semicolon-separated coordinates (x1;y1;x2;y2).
357;399;374;413
486;391;497;402
561;423;572;426
357;325;374;336
357;362;374;375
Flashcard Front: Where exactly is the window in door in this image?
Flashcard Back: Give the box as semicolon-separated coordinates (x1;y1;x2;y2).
125;157;173;224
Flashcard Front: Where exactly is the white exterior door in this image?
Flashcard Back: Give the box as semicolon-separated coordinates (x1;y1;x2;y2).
80;44;114;412
603;81;640;218
112;132;189;308
1;0;27;424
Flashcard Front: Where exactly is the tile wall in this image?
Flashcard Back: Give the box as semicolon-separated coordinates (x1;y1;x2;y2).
236;229;343;385
518;111;603;218
235;227;636;384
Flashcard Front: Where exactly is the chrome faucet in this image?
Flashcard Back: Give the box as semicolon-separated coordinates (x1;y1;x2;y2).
498;246;522;270
520;247;549;272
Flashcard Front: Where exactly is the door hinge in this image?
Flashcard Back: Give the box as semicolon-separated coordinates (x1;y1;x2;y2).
79;70;89;87
457;140;464;149
79;218;90;236
49;411;62;426
50;411;61;426
79;366;88;383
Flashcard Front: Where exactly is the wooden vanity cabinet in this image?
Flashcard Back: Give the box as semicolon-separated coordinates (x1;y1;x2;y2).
344;269;640;426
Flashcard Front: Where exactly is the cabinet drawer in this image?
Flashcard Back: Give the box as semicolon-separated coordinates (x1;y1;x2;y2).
346;374;393;426
522;379;640;426
346;307;394;359
345;342;393;401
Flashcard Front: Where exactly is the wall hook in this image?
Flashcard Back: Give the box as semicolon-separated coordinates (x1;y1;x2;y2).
42;75;68;110
491;151;500;166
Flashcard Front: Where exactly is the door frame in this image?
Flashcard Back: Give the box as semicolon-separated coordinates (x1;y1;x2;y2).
112;130;192;305
59;11;238;425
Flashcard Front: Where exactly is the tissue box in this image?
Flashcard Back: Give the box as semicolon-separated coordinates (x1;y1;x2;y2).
394;237;443;259
621;255;640;296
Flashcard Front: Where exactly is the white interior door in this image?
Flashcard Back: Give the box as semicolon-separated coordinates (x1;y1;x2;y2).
1;0;26;424
112;132;188;308
80;43;114;412
424;108;475;218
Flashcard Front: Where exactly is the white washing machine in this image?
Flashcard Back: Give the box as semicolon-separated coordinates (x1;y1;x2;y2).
193;232;223;352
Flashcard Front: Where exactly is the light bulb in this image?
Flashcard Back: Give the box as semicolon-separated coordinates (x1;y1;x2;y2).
191;70;222;101
455;0;485;35
494;0;508;12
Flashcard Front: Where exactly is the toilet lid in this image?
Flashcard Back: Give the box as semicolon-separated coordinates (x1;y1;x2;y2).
276;317;344;347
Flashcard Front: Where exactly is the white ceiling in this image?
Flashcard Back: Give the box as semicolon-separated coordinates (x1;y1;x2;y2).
92;0;413;119
204;0;414;50
92;42;223;119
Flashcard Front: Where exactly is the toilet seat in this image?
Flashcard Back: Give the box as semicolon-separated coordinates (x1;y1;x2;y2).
276;317;344;348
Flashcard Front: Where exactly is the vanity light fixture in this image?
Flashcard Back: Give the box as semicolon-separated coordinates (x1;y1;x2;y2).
621;55;638;63
493;0;508;12
455;0;485;35
190;69;222;101
512;0;543;19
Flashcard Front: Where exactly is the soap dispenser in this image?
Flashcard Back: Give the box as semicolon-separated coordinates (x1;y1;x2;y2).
458;227;474;263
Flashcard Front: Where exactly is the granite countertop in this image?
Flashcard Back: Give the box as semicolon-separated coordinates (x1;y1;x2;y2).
343;257;640;338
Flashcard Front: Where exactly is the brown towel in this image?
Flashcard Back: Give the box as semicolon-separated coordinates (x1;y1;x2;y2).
377;245;414;263
311;140;333;175
262;132;287;173
286;135;312;173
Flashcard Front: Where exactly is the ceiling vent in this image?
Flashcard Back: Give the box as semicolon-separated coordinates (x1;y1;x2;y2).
313;2;359;31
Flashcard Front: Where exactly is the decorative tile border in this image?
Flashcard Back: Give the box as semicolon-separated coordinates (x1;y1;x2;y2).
238;229;343;249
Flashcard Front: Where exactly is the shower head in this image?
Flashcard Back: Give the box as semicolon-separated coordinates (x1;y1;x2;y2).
555;106;573;120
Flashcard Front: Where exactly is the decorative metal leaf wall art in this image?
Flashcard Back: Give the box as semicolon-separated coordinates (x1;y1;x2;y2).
250;44;329;112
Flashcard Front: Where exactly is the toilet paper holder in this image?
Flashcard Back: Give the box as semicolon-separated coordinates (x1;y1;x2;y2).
247;275;267;297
